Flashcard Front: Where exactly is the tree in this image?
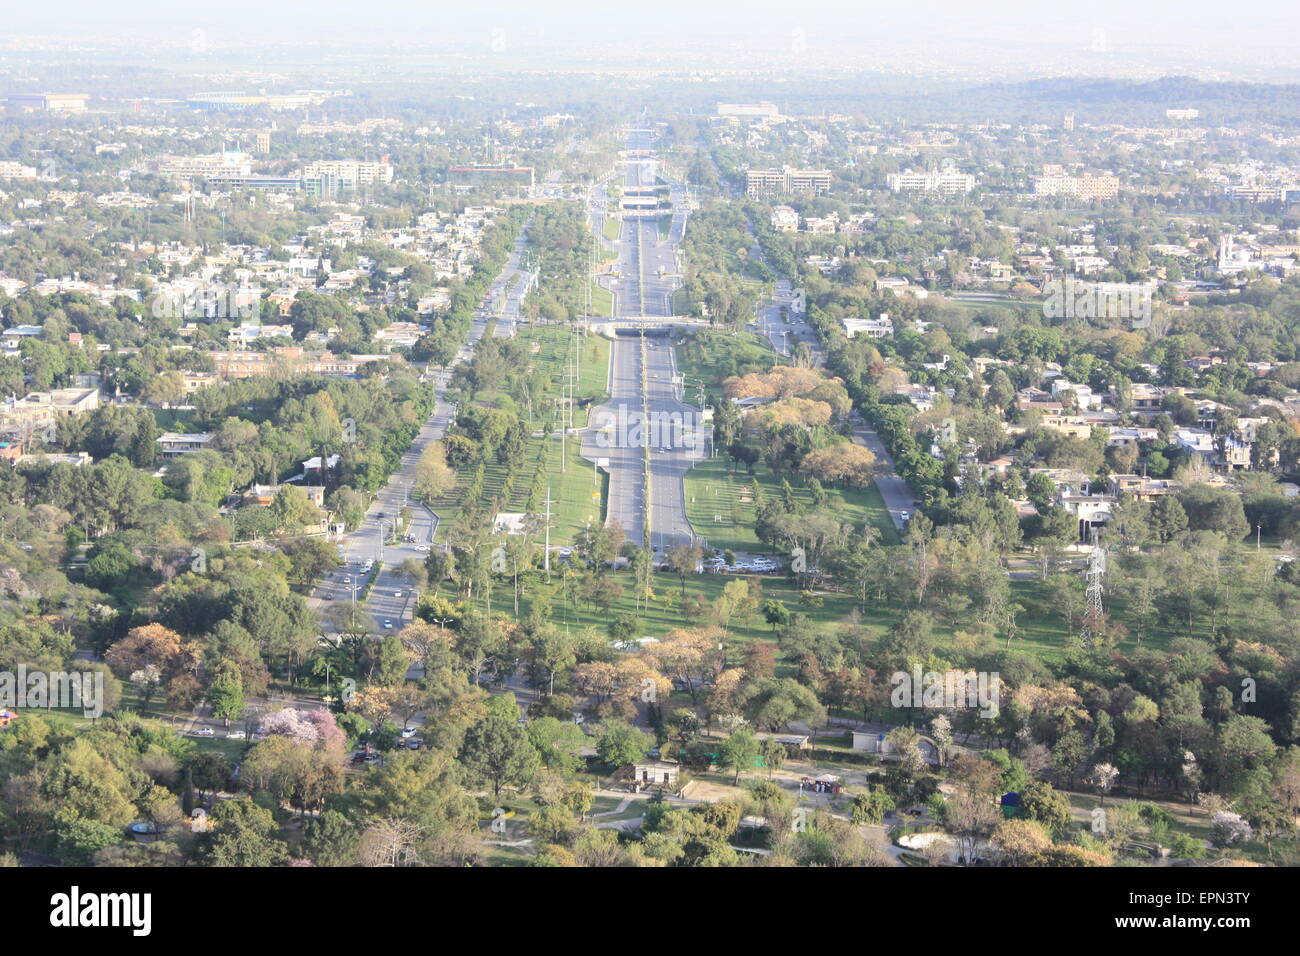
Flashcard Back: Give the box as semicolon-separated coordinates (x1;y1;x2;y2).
104;623;184;682
200;799;289;867
526;717;588;775
413;442;456;503
1019;781;1073;837
664;542;704;596
945;787;1001;865
270;485;323;530
207;661;245;728
458;714;540;796
719;727;760;785
1085;763;1120;806
595;720;651;769
851;788;895;825
990;819;1051;866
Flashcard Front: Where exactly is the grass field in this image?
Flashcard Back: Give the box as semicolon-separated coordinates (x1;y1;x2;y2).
431;325;611;547
683;456;899;553
470;556;1201;670
590;279;613;316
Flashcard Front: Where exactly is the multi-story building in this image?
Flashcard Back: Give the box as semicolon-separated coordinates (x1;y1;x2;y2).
0;388;100;434
842;315;894;339
156;433;214;458
770;205;800;232
302;159;393;198
1033;173;1120;201
886;170;975;195
6;93;87;112
447;165;535;190
717;102;780;118
0;162;37;180
745;167;831;197
156;152;252;180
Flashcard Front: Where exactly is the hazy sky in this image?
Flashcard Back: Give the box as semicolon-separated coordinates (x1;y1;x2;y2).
3;0;1299;80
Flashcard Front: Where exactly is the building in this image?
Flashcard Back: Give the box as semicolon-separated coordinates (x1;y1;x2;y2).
1166;108;1200;120
886;170;975;195
770;205;799;232
1033;173;1120;201
629;759;680;789
0;388;100;432
156;152;252;180
243;483;326;508
207;174;302;191
254;132;272;155
0;162;37;181
447;165;535;190
717;102;780;118
156;433;213;457
745;167;832;197
6;93;87;112
842;315;894;339
302;158;393;198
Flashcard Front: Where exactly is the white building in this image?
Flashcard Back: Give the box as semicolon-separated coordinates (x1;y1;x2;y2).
886;170;975;195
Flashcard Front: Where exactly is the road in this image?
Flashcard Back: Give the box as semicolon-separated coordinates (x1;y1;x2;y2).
747;241;916;533
310;224;530;635
752;276;825;367
488;226;534;340
581;336;646;545
582;126;702;554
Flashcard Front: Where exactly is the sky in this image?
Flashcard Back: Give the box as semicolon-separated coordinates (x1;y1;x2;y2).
2;1;1299;81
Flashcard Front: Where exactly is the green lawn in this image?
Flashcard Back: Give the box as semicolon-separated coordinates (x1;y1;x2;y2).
591;279;613;317
431;326;611;547
684;457;898;554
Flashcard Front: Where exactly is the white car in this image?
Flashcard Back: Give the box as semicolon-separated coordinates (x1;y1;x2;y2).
400;727;417;738
383;620;394;629
191;727;215;737
227;731;246;739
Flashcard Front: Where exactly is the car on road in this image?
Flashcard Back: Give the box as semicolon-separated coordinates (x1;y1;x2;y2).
383;620;393;629
400;727;417;738
900;511;910;523
227;731;246;739
394;591;402;598
191;727;215;737
415;545;430;552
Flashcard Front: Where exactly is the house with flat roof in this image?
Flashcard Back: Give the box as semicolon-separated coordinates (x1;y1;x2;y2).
156;432;213;457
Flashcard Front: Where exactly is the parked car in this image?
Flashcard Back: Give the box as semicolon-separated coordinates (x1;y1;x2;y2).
400;727;417;738
227;731;246;739
191;727;215;737
383;620;393;629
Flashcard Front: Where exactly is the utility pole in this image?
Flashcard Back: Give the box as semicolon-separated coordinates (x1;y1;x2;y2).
543;486;552;573
1081;528;1106;646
